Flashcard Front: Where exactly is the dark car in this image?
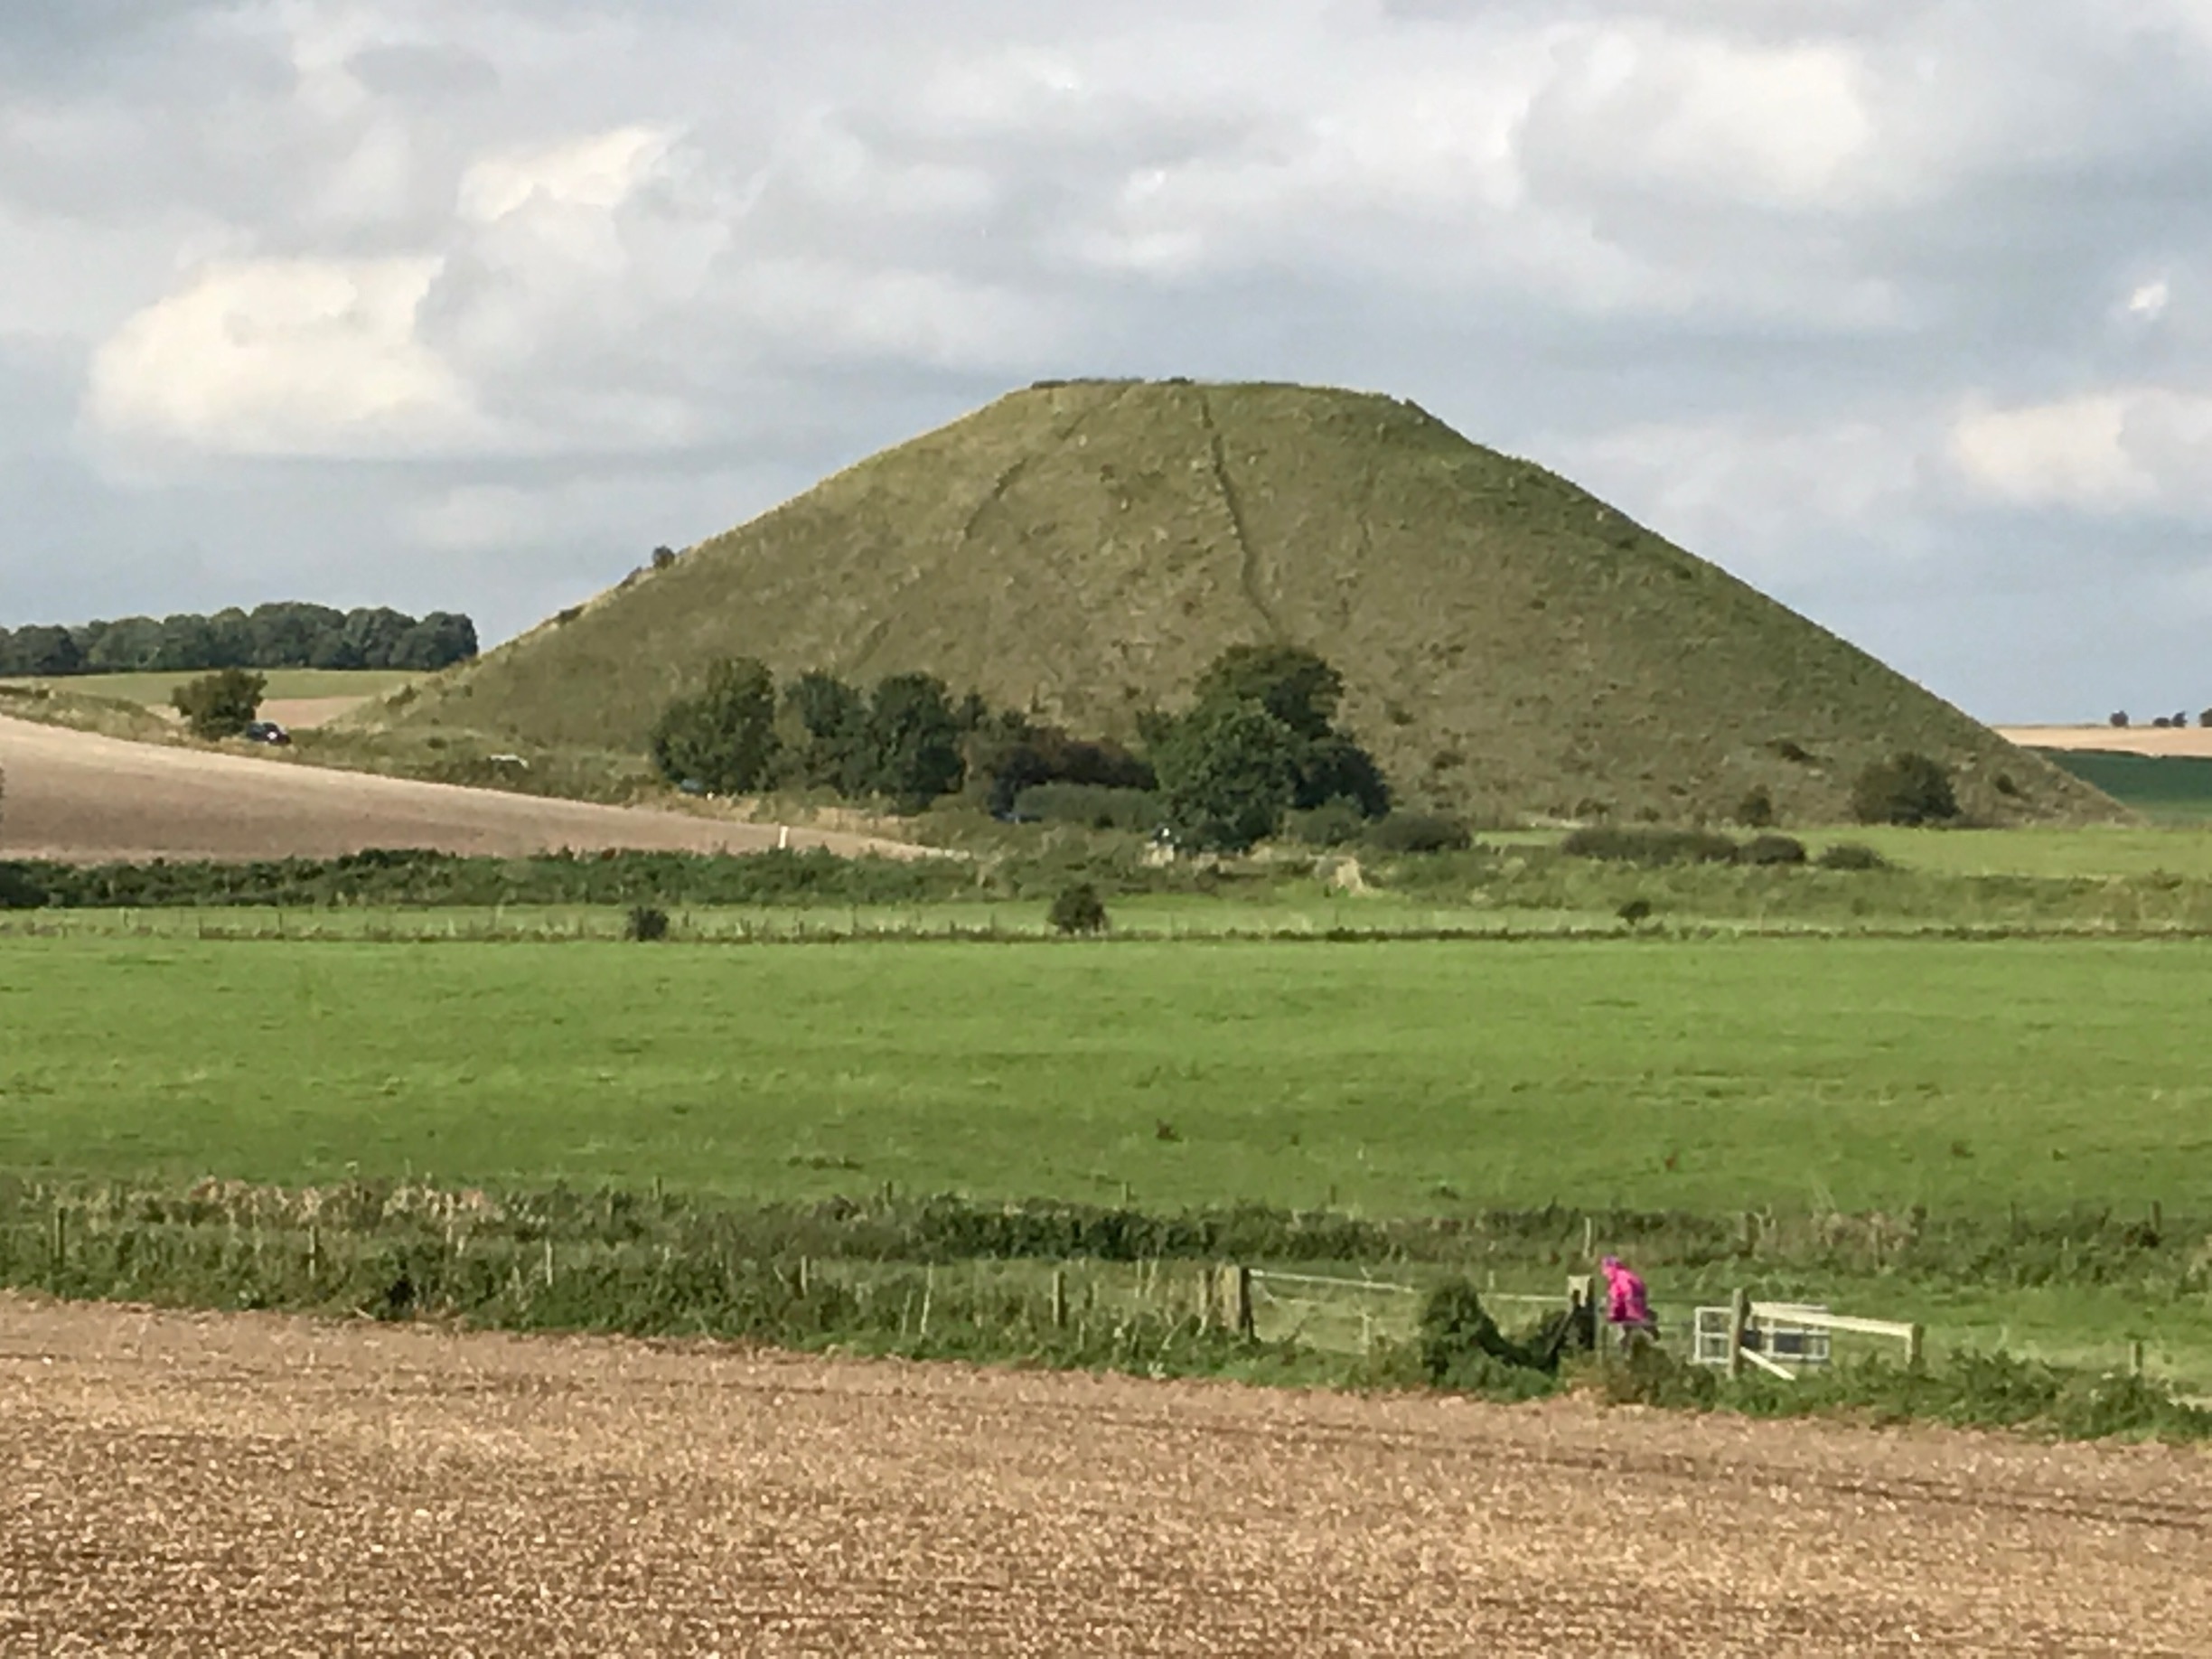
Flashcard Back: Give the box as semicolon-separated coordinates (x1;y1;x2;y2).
243;720;291;745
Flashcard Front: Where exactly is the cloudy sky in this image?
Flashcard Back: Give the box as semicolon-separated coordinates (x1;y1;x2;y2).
5;1;2210;720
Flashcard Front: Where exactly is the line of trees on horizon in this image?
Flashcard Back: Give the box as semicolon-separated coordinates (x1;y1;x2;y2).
0;604;479;679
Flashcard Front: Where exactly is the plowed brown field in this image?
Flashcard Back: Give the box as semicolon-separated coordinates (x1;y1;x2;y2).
0;716;909;863
2;1298;2206;1655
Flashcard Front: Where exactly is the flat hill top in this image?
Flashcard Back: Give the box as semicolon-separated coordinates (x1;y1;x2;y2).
0;716;909;863
370;380;2118;827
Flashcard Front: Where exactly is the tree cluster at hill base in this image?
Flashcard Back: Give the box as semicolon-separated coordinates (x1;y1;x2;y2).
0;603;478;677
652;643;1392;850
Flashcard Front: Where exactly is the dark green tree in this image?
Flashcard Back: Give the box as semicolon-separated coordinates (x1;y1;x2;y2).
88;615;164;671
1192;644;1345;738
154;614;220;672
1153;698;1304;851
172;669;267;740
0;624;82;676
780;670;869;791
388;611;479;670
650;658;783;794
861;672;965;806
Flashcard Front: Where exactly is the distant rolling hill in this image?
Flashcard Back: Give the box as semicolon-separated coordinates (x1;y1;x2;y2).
363;380;2120;827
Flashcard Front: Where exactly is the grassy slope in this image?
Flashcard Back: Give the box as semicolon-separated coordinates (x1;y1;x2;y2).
363;380;2118;829
6;934;2206;1218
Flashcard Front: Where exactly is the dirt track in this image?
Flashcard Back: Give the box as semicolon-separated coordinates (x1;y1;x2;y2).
0;716;909;863
1;1298;2205;1655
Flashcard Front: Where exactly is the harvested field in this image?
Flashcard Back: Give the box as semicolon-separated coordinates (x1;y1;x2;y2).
0;716;909;863
1999;725;2212;758
2;1298;2207;1655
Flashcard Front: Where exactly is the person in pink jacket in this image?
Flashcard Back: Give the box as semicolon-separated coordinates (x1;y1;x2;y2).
1601;1256;1658;1338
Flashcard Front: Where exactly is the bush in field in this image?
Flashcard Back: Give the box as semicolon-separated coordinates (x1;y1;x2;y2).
651;658;781;794
1739;833;1808;867
1048;882;1109;935
1817;841;1889;872
171;668;267;740
1364;811;1473;854
1850;752;1960;827
1012;783;1163;832
624;904;671;942
1415;1279;1554;1397
1286;798;1368;848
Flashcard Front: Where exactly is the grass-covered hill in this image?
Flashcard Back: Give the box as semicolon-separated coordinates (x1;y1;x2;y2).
363;380;2118;826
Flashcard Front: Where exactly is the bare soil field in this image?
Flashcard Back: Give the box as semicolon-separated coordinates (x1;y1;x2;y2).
1;1298;2205;1656
2000;725;2212;759
0;716;908;863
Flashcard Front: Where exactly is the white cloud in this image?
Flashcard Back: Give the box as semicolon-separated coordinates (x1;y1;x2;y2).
84;256;482;458
1947;390;2212;511
2129;277;2173;320
459;125;675;223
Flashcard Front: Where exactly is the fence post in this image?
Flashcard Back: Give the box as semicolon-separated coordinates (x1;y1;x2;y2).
51;1207;66;1276
2130;1340;2146;1378
1220;1265;1253;1339
1052;1269;1068;1329
543;1238;555;1288
307;1223;320;1281
1907;1322;1926;1371
797;1256;811;1298
1727;1289;1748;1380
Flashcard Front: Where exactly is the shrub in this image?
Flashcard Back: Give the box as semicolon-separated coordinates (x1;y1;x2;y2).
1560;826;1739;866
1048;882;1109;935
1364;811;1473;854
1415;1279;1553;1397
0;862;46;910
1734;786;1776;828
1617;897;1653;926
1739;833;1808;867
1818;841;1889;872
1850;753;1960;827
651;546;678;571
624;904;670;942
1012;783;1163;833
171;668;267;740
2110;712;2131;728
1286;798;1368;848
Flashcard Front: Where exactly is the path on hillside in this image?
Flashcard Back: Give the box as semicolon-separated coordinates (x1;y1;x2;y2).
1;1298;2206;1655
0;716;913;863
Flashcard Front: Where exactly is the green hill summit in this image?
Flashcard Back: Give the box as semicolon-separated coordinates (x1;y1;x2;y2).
371;380;2116;826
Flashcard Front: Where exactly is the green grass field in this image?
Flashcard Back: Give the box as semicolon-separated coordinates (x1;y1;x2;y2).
5;933;2205;1218
0;668;412;707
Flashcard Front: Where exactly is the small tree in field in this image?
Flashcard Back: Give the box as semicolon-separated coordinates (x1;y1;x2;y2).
172;669;267;739
1048;882;1109;936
